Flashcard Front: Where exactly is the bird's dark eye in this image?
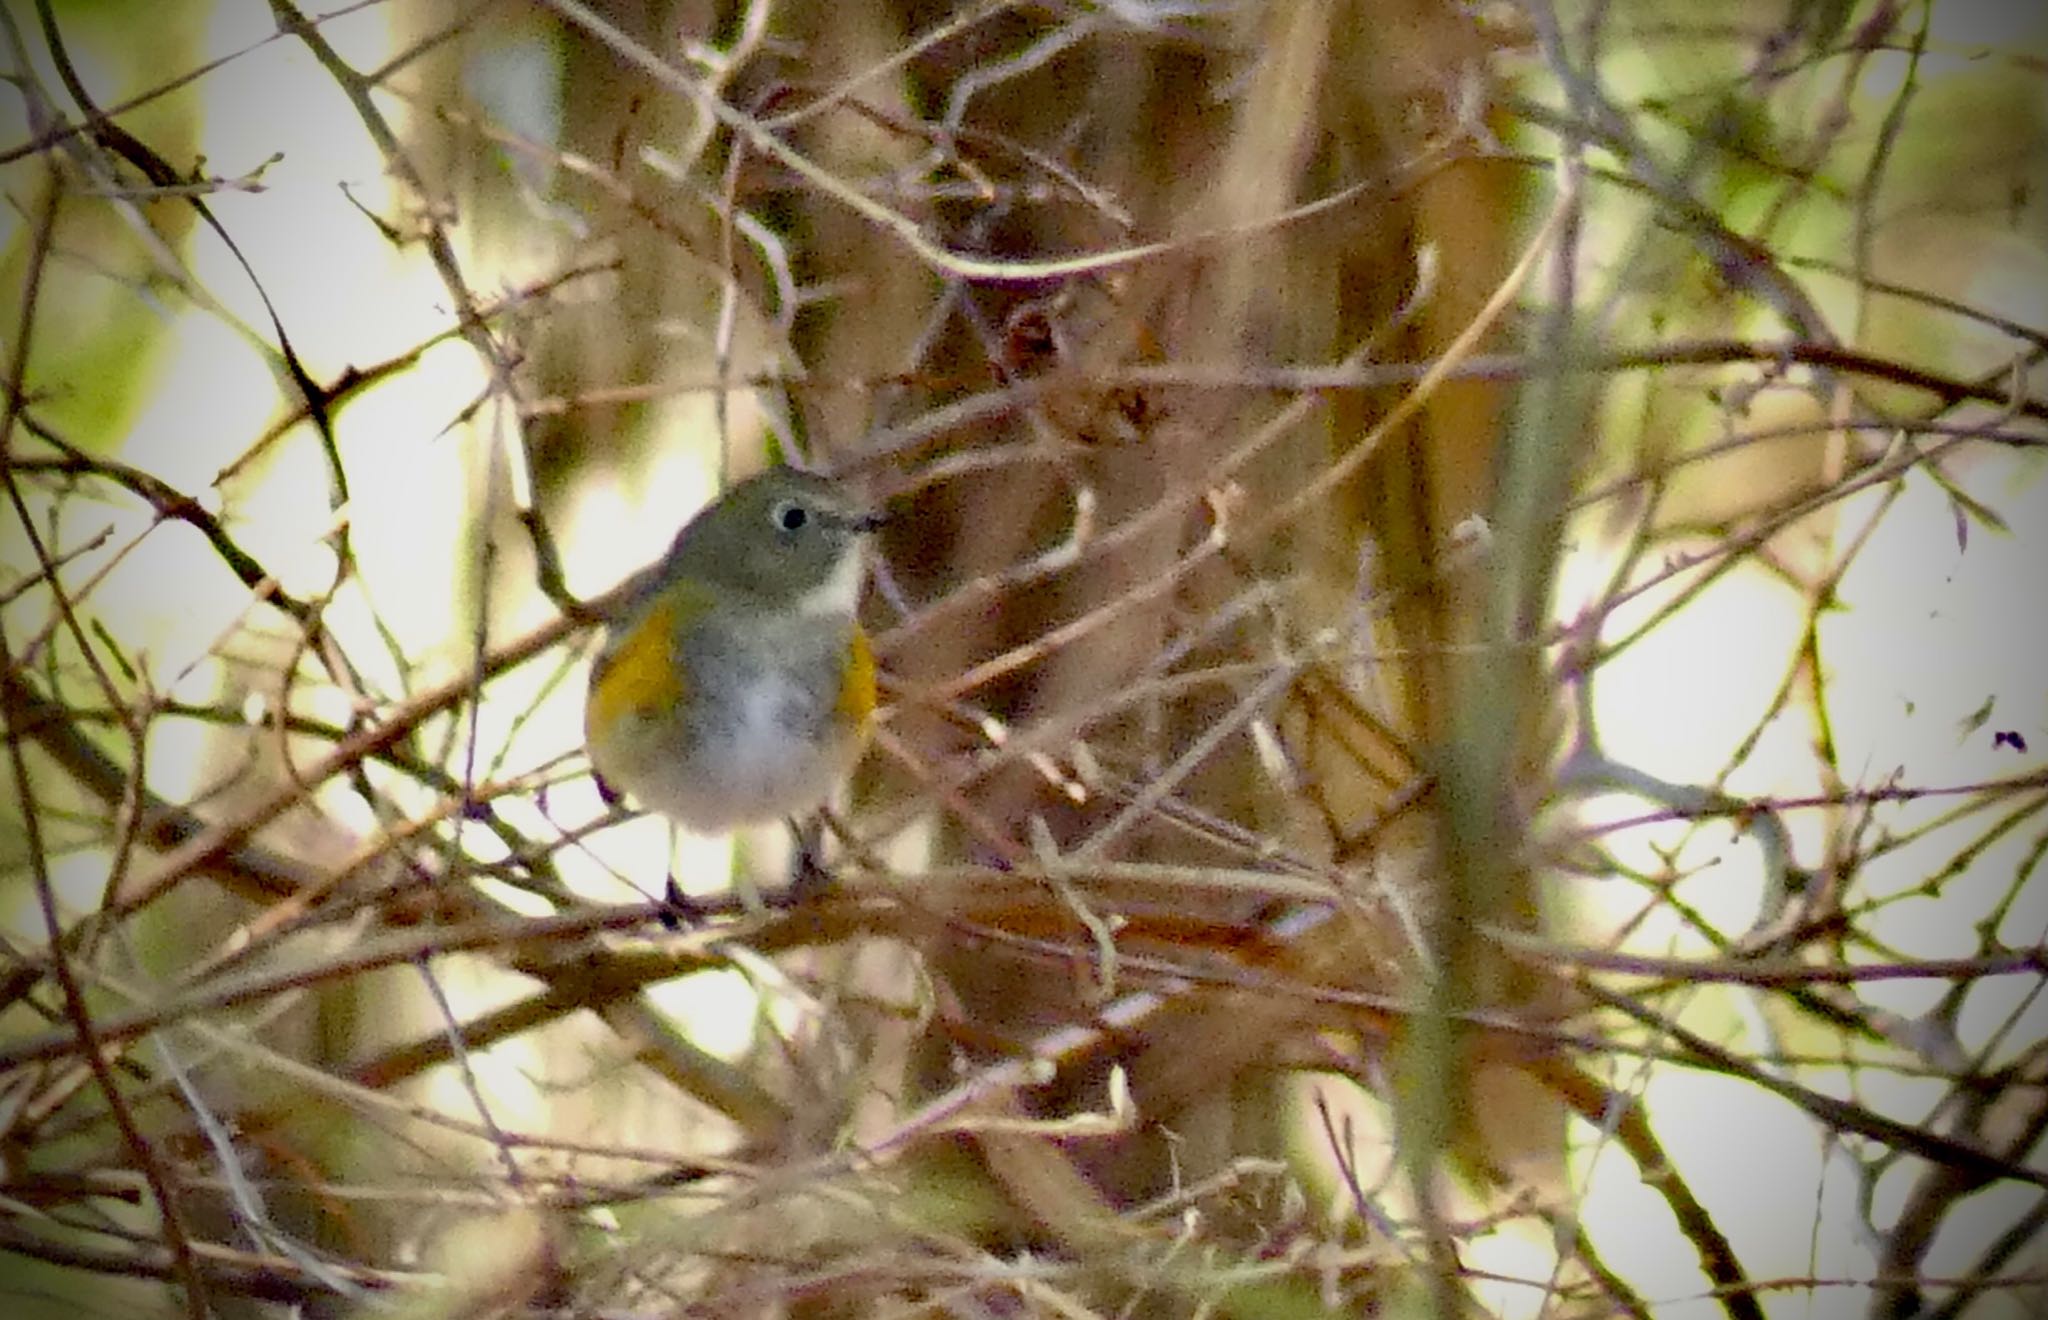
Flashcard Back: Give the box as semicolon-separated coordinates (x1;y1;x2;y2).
771;499;809;533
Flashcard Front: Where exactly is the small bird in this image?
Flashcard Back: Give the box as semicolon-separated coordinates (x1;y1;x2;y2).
583;465;883;883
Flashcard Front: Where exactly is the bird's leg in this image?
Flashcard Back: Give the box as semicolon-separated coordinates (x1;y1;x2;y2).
658;875;706;930
658;821;709;929
786;814;832;901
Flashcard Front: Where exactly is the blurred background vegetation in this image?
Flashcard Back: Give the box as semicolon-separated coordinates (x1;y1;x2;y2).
2;0;2045;1316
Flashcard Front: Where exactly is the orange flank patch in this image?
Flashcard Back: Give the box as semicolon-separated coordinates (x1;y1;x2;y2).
838;625;877;728
587;596;685;743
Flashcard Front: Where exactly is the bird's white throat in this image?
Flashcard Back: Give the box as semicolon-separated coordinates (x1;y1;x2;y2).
793;546;864;617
